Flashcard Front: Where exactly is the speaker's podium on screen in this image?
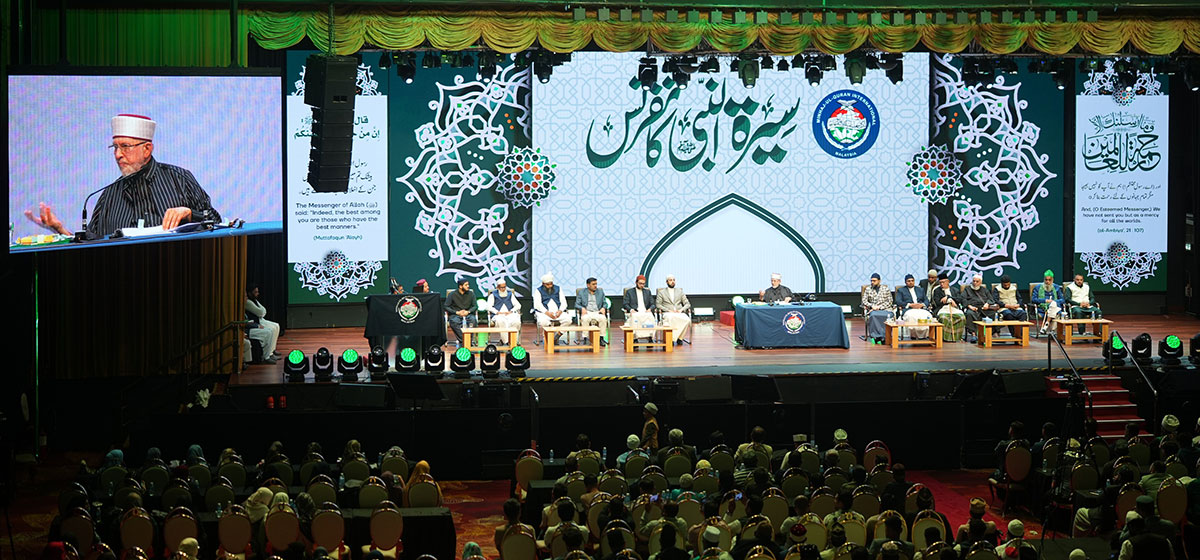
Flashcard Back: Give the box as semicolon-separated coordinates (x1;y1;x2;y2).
304;54;357;193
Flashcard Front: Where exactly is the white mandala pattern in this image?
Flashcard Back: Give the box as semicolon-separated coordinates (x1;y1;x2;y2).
930;55;1056;285
395;64;533;292
294;250;383;301
1079;61;1164;289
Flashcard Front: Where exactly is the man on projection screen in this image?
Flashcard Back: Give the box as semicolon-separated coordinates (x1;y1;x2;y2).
24;114;220;240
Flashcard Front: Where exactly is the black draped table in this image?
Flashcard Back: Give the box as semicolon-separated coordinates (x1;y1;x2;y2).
364;293;447;351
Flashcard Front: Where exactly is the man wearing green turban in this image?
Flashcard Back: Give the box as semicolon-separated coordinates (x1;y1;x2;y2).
1031;269;1065;334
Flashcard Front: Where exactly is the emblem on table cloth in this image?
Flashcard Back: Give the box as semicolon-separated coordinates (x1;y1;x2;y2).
782;311;806;335
395;296;423;324
812;90;880;159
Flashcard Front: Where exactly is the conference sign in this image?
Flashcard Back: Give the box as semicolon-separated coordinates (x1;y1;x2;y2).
396;296;423;324
812;90;880;159
782;311;807;334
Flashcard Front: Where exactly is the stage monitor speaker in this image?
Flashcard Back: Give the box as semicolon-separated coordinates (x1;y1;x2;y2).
303;54;358;192
998;370;1046;396
685;376;733;402
950;371;995;399
728;375;781;403
335;383;394;409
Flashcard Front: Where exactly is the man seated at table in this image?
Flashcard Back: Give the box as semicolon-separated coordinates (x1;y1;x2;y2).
446;279;478;347
656;274;692;343
961;274;997;344
895;274;932;339
861;273;894;345
486;279;522;345
931;273;965;342
1032;270;1065;335
575;277;609;346
534;273;570;343
991;275;1028;337
760;273;793;303
624;275;656;341
1064;274;1102;335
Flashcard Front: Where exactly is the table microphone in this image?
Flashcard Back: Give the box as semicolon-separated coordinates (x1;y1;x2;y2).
75;183;117;241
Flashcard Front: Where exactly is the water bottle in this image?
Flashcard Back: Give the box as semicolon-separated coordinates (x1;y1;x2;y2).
107;481;115;497
215;502;224;518
602;447;608;465
147;481;156;496
549;449;555;461
338;472;345;489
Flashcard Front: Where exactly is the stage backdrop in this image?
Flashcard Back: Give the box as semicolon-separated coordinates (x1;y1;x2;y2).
1073;62;1168;291
531;52;930;294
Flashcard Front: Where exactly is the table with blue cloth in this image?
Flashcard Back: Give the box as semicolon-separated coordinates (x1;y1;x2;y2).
734;302;850;349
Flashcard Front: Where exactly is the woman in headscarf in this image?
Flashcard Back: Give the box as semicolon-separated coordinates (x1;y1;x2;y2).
270;491;290;511
461;542;483;560
405;461;443;506
219;448;239;467
380;471;404;504
102;449;125;469
243;487;274;523
294;492;318;541
185;444;206;466
341;439;363;466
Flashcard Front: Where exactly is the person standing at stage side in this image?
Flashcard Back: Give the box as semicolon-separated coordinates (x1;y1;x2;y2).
861;273;894;345
25;114;220;239
960;274;997;344
575;277;610;347
760;273;793;303
992;275;1029;337
642;403;661;453
895;274;932;340
1065;274;1102;335
931;273;965;342
656;275;692;343
624;275;657;340
1032;270;1065;335
486;279;522;345
446;279;478;347
533;274;570;343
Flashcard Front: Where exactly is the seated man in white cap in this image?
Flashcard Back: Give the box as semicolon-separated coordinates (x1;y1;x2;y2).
895;274;933;339
485;279;522;345
993;519;1035;557
760;273;793;303
25;113;220;240
533;273;570;342
616;434;642;470
655;275;692;343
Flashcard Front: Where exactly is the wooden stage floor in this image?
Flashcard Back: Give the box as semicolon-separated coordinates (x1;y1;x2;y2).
232;313;1200;384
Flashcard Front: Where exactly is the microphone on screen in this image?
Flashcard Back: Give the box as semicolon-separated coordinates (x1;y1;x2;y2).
75;182;117;241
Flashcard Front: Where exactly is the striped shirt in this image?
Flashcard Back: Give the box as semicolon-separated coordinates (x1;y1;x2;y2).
86;157;220;239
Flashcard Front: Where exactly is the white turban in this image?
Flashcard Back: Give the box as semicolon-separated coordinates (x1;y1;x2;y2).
111;114;156;141
972;273;983;281
666;274;675;281
540;273;554;284
771;273;782;280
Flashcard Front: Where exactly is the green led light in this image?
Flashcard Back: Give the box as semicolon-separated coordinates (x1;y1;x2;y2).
287;350;304;365
511;346;527;360
342;348;359;362
400;348;417;362
1167;335;1181;349
455;347;472;361
1111;337;1124;350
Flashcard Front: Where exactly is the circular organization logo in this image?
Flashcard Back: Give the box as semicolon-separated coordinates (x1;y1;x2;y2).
812;90;881;159
782;311;806;335
395;295;423;324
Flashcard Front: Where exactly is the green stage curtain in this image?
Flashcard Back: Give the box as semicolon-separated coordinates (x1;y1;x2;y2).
247;7;1200;56
32;7;248;67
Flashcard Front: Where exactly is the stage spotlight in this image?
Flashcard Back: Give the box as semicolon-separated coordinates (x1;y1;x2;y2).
1160;335;1184;365
338;348;364;379
997;58;1018;75
421;51;441;68
730;58;740;72
1185;64;1200;92
738;60;759;88
1190;334;1200;364
461;53;475;68
284;350;309;382
1053;73;1070;90
477;51;500;80
791;55;805;68
638;57;658;90
379;51;392;69
424;345;445;373
451;347;476;378
396;52;416;84
844;54;867;85
480;344;502;377
776;58;789;72
506;345;530;377
1117;72;1137;92
805;64;823;86
1079;58;1099;73
368;346;389;379
1131;333;1154;365
699;56;720;73
819;55;836;72
396;347;421;372
313;347;334;381
760;53;773;70
1103;335;1127;366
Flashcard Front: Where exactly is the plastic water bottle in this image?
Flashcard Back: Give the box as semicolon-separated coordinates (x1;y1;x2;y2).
215;502;224;518
338;472;345;489
549;449;555;461
602;447;608;464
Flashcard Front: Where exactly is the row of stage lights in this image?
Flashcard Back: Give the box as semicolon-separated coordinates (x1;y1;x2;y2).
377;48;1200;92
1102;333;1193;367
282;344;530;382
